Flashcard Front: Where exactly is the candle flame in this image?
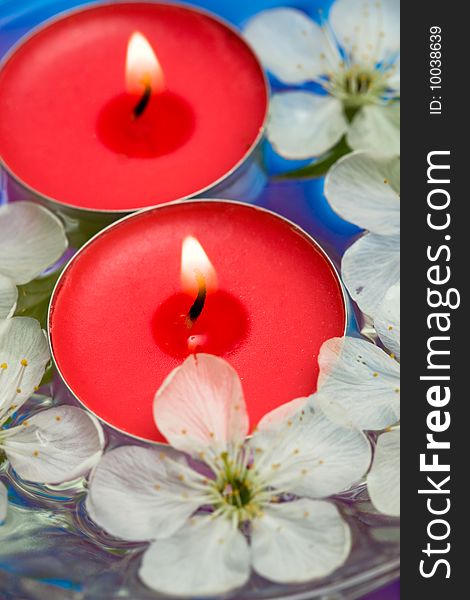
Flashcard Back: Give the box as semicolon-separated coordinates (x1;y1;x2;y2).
181;236;218;296
126;32;165;95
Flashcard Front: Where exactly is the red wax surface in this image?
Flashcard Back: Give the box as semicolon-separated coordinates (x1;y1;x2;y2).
49;202;346;442
153;291;249;357
0;3;267;211
97;91;196;158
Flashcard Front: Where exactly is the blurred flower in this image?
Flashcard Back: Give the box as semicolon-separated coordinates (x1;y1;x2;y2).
244;0;399;159
87;354;371;596
316;285;400;516
0;202;68;319
367;427;399;516
0;317;104;524
325;151;399;317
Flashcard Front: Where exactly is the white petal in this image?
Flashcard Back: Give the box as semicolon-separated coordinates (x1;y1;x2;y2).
268;92;348;159
348;103;400;156
317;337;400;430
329;0;400;64
86;445;207;542
0;481;7;523
257;397;308;432
252;499;350;583
5;406;104;484
0;317;50;422
367;429;400;516
0;202;68;285
374;283;400;359
250;403;371;497
244;9;329;84
325;151;400;235
154;354;249;457
0;274;17;319
342;233;400;317
139;515;250;596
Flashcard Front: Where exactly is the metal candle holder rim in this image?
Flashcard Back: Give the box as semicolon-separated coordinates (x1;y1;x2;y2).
47;197;350;447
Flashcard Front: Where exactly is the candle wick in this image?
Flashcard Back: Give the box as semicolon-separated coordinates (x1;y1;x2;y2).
133;83;152;119
186;271;206;327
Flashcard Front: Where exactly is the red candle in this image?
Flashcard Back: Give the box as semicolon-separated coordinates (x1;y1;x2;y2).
48;200;346;443
0;3;267;213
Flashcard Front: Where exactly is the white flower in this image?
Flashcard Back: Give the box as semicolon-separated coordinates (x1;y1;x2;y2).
316;285;400;516
316;334;399;431
367;427;399;516
0;202;68;319
374;282;400;360
87;354;371;596
244;0;400;159
325;151;399;317
0;317;105;523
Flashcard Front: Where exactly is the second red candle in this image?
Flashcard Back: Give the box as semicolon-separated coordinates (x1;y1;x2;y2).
49;201;346;443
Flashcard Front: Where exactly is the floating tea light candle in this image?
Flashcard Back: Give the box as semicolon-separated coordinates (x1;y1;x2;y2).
48;200;347;443
0;3;268;214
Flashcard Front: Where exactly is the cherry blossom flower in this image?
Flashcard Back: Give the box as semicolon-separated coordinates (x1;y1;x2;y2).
0;202;67;319
367;427;399;516
316;283;400;516
244;0;400;160
86;354;371;596
0;317;104;523
325;151;399;318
